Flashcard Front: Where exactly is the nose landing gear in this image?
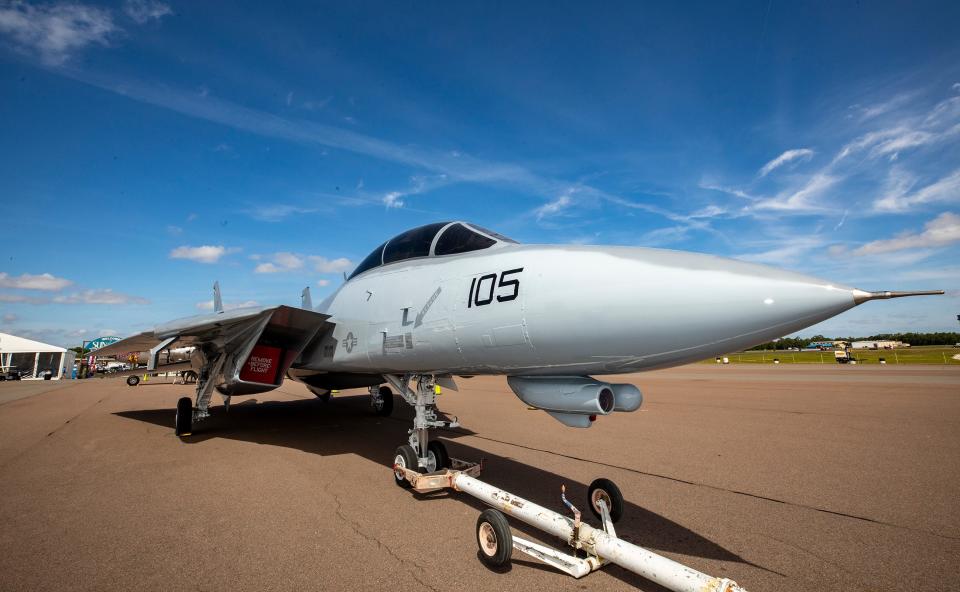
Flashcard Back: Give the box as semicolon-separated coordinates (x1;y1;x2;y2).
383;374;460;482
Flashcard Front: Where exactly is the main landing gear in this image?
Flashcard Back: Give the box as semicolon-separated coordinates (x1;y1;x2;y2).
175;367;401;438
174;351;225;438
368;384;394;417
382;374;461;487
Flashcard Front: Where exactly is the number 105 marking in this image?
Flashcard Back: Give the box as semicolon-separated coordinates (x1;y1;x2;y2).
468;268;524;308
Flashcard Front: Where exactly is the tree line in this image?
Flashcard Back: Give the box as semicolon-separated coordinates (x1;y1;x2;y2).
748;332;960;350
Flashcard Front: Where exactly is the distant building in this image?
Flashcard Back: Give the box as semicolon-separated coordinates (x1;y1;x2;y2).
0;332;76;379
806;340;847;350
851;340;908;349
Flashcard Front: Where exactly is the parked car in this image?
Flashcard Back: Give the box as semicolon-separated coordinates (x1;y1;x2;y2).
1;369;28;381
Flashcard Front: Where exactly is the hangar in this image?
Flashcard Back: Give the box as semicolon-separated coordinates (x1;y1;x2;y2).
0;333;75;380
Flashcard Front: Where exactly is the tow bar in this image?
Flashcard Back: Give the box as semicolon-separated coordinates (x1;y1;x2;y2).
394;459;747;592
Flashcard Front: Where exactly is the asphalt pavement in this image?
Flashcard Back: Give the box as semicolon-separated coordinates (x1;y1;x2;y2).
0;365;957;591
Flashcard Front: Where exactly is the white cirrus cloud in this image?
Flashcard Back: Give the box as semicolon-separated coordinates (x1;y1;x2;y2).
758;148;815;177
195;299;259;311
169;245;232;264
53;289;149;305
874;169;960;212
1;313;17;323
0;272;73;290
734;237;827;264
698;182;759;201
51;70;704;231
0;0;118;65
122;0;171;24
754;173;838;212
853;91;920;122
688;204;728;218
309;256;352;274
853;212;960;255
316;279;331;287
834;98;960;164
534;193;574;221
243;204;318;222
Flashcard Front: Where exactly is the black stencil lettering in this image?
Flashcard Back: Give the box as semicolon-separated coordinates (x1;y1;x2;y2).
474;273;497;306
496;267;524;302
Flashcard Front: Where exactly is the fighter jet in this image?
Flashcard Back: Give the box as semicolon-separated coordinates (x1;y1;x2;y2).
91;221;942;484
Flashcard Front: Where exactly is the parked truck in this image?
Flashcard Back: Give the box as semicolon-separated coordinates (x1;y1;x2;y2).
834;343;856;364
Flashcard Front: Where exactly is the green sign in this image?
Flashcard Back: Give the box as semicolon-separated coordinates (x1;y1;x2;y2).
87;336;121;350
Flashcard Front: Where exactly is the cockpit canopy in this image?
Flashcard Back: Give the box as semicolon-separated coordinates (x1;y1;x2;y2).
348;221;517;280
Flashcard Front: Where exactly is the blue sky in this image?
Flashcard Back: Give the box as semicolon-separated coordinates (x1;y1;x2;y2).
1;0;958;347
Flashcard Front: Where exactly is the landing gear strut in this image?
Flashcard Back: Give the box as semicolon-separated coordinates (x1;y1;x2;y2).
384;374;458;484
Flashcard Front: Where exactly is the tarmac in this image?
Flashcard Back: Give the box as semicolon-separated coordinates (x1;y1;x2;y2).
0;364;957;592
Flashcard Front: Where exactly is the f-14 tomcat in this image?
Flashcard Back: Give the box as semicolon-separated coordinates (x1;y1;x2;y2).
93;221;942;485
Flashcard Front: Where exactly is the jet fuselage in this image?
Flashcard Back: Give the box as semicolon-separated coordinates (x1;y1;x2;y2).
294;244;859;382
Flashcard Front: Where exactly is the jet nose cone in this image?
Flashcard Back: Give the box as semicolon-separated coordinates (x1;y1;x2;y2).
616;249;861;351
518;245;873;372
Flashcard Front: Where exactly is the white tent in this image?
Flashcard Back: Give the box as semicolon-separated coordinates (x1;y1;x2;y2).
0;332;75;380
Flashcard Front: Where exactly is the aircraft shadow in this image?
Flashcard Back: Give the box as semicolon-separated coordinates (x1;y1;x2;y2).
114;394;775;587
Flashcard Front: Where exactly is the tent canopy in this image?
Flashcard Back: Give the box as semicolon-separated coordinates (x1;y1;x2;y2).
0;332;66;354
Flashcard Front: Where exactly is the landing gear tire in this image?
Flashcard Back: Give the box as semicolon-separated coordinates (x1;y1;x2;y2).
126;375;140;387
587;477;624;523
393;444;418;488
427;440;449;471
476;509;512;568
373;385;394;417
175;396;193;437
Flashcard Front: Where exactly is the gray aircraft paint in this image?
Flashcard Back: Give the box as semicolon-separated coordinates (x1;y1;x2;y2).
304;242;866;377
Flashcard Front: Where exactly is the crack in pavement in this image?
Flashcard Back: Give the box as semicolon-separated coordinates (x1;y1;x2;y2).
0;394;110;474
322;482;439;592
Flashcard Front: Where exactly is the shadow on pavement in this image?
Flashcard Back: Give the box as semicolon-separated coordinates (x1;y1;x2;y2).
114;393;778;587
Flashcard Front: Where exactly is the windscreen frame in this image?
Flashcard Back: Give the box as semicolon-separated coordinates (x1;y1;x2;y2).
382;222;449;265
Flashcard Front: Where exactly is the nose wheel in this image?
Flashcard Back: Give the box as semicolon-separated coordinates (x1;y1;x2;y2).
393;441;450;487
393;445;418;488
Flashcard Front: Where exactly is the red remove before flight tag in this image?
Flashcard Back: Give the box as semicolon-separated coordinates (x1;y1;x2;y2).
240;344;282;384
